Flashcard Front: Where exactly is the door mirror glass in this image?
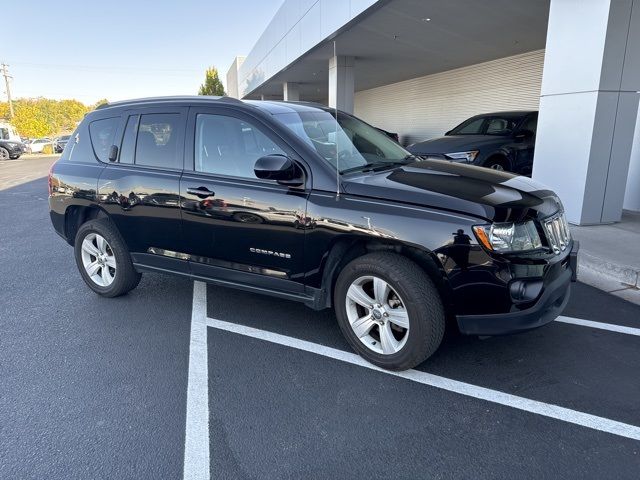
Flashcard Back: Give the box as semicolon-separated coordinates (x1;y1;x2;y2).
254;154;302;185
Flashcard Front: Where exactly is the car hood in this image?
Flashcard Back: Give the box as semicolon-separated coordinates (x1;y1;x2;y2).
342;159;562;222
408;135;507;155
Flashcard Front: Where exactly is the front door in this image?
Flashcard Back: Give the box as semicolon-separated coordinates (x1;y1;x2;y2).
180;107;309;293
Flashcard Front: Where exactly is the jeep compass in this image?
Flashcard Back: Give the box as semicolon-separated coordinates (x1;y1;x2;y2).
49;97;578;371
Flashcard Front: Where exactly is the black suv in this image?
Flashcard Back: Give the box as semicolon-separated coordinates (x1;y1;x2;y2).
408;111;538;174
49;97;577;371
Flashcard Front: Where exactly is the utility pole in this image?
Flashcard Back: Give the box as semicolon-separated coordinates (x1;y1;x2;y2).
1;63;14;119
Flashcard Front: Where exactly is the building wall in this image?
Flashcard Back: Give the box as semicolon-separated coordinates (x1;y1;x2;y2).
238;0;379;98
354;50;545;146
226;56;245;99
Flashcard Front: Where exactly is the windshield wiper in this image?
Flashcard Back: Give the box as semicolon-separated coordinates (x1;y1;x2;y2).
341;158;414;175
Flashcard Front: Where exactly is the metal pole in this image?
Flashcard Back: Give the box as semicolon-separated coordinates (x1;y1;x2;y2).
1;63;14;118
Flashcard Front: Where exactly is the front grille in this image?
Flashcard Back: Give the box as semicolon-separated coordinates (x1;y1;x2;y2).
543;212;571;254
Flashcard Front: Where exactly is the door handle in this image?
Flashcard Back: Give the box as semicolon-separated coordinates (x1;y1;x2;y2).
187;186;215;199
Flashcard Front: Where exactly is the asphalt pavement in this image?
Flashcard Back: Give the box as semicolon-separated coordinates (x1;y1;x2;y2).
1;159;639;479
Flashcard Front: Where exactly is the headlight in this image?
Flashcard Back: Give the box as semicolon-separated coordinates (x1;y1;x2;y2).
473;220;542;252
445;150;479;163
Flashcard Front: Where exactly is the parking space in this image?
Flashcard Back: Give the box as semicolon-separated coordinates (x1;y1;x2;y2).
1;168;639;479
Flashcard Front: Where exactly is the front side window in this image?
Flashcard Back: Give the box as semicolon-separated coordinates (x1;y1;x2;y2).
452;118;485;135
89;117;118;162
0;128;8;140
135;114;181;169
195;114;284;178
275;110;412;174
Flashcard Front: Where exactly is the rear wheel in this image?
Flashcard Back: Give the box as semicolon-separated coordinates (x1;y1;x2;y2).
0;147;9;160
74;219;141;297
334;252;445;370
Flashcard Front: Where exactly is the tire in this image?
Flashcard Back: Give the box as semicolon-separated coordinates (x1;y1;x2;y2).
0;147;9;160
74;218;141;297
484;157;508;171
334;252;445;371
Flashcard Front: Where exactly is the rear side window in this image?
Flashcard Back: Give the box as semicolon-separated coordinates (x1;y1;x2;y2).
89;117;118;162
135;113;182;169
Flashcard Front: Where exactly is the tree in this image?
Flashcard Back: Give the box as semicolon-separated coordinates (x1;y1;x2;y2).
93;98;109;109
0;98;90;138
198;67;226;96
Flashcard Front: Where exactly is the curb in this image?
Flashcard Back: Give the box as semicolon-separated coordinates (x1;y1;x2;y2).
578;250;640;288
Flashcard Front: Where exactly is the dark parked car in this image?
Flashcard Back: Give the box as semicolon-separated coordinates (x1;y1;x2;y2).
408;111;538;174
0;139;24;160
54;135;72;153
48;97;576;371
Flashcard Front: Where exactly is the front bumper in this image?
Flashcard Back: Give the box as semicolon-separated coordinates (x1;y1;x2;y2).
456;241;579;336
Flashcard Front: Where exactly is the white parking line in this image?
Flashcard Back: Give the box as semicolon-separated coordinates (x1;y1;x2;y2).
183;281;210;480
556;315;640;336
206;316;640;442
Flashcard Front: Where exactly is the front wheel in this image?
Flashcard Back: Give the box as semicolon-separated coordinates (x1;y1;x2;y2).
0;147;9;160
334;252;445;371
74;218;141;297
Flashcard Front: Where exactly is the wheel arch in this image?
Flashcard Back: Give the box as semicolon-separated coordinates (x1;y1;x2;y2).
63;204;110;245
316;237;455;317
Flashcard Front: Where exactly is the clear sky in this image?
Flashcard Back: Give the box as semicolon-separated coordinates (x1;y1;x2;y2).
3;0;283;105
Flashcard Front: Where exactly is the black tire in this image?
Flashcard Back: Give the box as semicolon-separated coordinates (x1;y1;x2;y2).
484;156;508;171
334;252;445;371
74;218;141;297
0;147;9;160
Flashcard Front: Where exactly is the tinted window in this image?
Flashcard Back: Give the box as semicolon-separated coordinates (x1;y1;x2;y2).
135;113;182;169
0;128;8;140
450;115;520;136
119;115;139;164
275;110;410;173
195;114;284;178
452;118;484;135
89;117;118;162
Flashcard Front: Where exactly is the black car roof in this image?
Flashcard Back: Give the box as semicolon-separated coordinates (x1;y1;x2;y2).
95;96;329;115
469;110;537;118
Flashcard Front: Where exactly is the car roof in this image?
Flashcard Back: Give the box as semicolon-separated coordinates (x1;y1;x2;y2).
470;110;537;118
95;96;330;115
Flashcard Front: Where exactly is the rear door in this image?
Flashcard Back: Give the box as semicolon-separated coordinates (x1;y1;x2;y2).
180;106;309;293
97;106;188;272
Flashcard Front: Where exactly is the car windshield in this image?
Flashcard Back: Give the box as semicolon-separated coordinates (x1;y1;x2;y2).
449;115;521;136
274;110;413;174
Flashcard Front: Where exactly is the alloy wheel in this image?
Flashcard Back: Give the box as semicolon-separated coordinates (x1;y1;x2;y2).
345;275;410;355
490;163;505;171
0;148;9;160
80;233;116;286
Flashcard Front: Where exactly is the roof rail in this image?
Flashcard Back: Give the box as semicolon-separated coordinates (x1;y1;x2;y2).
94;95;245;110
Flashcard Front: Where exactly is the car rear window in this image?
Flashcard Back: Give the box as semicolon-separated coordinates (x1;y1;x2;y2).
89;117;118;162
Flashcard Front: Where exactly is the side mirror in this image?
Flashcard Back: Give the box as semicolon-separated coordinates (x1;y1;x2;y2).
254;154;303;186
108;144;119;162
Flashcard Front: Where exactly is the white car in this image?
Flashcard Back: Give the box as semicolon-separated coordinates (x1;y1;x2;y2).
27;138;53;154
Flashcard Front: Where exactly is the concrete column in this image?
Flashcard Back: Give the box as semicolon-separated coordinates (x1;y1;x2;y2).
533;0;640;225
283;82;300;102
624;106;640;211
328;56;354;114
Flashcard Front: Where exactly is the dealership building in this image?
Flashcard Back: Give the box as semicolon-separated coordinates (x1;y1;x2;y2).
226;0;639;226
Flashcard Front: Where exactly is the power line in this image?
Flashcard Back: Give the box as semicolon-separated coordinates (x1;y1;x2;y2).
1;63;14;118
